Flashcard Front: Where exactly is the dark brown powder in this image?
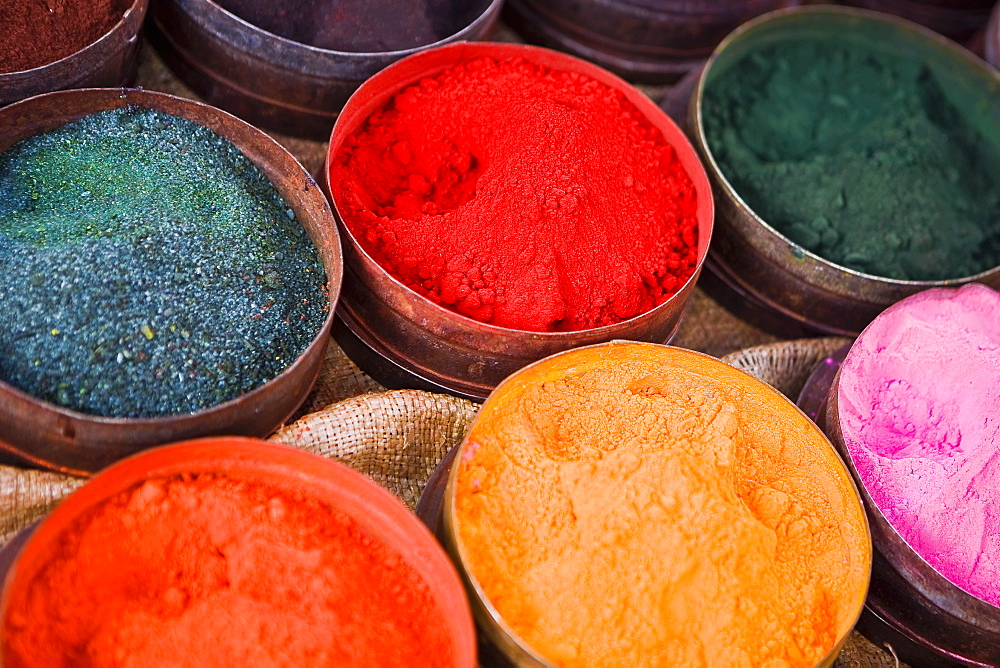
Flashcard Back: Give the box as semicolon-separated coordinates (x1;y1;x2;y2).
0;0;130;74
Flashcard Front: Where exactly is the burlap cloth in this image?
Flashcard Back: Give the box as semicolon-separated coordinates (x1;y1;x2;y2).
0;41;905;668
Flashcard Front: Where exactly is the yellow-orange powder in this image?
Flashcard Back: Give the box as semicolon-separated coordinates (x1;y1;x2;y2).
450;342;870;667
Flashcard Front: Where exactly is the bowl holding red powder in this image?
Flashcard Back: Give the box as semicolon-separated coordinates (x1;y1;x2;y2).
0;437;476;667
0;0;148;107
325;42;713;400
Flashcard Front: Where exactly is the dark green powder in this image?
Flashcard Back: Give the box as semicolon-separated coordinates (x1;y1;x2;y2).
703;39;1000;281
0;106;328;418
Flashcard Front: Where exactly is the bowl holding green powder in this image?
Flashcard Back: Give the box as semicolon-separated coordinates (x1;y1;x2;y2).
691;6;1000;336
0;89;342;474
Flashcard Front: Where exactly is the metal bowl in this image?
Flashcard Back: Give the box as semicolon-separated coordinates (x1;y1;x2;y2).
0;88;343;475
0;0;148;108
324;42;714;401
148;0;503;139
689;6;1000;337
504;0;800;84
0;437;476;666
987;1;1000;71
440;341;871;666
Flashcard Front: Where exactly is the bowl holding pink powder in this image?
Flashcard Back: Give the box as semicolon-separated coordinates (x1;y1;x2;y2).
825;283;1000;632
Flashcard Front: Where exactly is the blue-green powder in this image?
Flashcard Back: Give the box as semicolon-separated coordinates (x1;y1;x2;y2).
0;107;328;418
703;39;1000;281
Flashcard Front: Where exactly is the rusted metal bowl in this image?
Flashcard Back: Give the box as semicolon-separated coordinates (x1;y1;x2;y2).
0;88;343;475
689;6;1000;337
840;0;995;43
148;0;502;140
0;437;476;666
439;342;871;666
503;0;800;84
987;1;1000;71
323;42;714;402
0;0;148;108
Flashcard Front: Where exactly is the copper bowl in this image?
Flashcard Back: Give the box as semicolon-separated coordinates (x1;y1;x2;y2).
689;6;1000;337
324;42;714;401
0;437;476;666
0;88;343;475
148;0;503;139
0;0;148;108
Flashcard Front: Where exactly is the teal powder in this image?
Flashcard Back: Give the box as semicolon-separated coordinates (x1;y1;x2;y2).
0;107;327;418
702;39;1000;281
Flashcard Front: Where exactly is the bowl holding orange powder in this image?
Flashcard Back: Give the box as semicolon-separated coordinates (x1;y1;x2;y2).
325;42;713;400
443;341;871;667
0;438;475;667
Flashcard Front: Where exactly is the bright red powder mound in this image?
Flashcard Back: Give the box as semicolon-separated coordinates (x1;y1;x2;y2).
331;56;700;333
3;474;454;667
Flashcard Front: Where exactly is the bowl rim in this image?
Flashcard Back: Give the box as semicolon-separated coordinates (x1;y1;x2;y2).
441;340;873;666
0;87;343;473
0;437;477;665
689;4;1000;290
324;40;715;340
171;0;505;63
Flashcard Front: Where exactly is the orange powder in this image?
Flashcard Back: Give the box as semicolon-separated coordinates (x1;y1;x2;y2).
4;473;455;667
450;343;870;667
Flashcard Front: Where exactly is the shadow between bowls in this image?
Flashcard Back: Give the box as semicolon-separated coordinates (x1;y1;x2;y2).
798;350;1000;667
147;0;503;139
0;438;477;667
0;0;148;108
687;5;1000;338
323;41;715;402
0;88;343;476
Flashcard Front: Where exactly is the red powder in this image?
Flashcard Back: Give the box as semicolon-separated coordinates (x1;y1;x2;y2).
3;474;454;667
1;0;130;74
331;56;699;333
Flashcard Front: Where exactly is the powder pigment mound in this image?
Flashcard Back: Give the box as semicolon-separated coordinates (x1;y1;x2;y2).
450;343;870;666
837;283;1000;606
0;106;328;418
331;56;700;333
702;39;1000;281
0;0;130;73
3;472;456;666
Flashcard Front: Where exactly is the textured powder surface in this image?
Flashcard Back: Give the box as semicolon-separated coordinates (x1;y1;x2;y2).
702;39;1000;281
0;107;327;418
4;474;454;667
332;56;699;332
453;343;870;666
0;0;129;73
838;284;1000;606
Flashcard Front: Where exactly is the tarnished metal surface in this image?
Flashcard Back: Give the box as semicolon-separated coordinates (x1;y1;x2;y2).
0;0;147;108
324;41;715;402
504;0;800;84
688;6;1000;337
0;88;343;475
148;0;503;139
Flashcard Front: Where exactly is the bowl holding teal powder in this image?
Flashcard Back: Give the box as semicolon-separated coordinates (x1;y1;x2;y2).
691;6;1000;336
0;89;342;474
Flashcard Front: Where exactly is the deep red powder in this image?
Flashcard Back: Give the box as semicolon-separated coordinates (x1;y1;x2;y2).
3;474;454;667
331;56;699;333
0;0;130;74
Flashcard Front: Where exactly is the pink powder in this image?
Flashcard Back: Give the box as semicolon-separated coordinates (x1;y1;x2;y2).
838;283;1000;605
